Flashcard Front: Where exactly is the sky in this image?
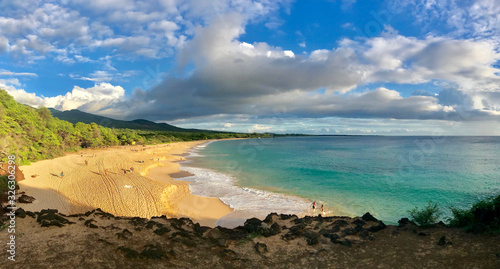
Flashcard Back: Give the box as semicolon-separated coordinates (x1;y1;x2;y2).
1;0;500;135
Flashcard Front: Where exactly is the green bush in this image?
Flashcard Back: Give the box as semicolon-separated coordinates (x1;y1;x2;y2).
0;175;16;193
448;194;500;234
408;201;442;227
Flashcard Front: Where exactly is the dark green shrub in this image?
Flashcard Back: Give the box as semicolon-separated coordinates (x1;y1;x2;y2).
448;194;500;234
408;201;442;227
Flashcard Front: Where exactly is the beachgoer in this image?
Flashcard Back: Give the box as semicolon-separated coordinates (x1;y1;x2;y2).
60;171;64;178
85;160;88;166
312;201;316;211
321;204;325;215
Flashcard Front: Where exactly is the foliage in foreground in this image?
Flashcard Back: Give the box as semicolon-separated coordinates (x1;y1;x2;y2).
408;201;442;227
408;194;500;234
448;194;500;234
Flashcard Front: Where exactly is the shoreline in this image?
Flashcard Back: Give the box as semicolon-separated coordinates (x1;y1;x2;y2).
176;139;314;228
16;140;232;227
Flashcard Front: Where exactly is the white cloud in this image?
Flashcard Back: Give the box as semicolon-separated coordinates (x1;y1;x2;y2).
247;124;271;133
0;69;37;77
2;81;126;116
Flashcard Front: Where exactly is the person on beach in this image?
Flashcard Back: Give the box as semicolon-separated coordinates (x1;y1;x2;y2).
321;204;325;215
60;171;64;178
85;160;88;166
312;201;316;211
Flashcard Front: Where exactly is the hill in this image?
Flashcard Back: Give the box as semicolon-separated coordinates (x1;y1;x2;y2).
0;89;270;164
48;108;206;132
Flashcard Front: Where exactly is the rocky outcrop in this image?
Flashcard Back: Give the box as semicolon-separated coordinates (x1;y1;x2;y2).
5;208;495;268
18;194;36;203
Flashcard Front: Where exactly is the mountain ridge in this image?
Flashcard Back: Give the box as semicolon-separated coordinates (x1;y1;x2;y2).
48;108;212;132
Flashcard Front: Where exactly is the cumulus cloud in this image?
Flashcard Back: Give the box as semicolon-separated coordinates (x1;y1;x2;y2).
104;12;498;123
2;81;125;117
0;0;290;62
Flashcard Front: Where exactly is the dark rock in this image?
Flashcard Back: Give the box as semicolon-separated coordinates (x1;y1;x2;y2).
37;209;71;227
26;211;36;218
140;245;168;260
153;226;171;236
40;209;58;214
279;214;296;220
353;219;366;228
294;216;313;225
437;235;446;246
243;217;263;233
84;209;96;217
339;239;352;247
129;217;147;227
84;219;98;229
398;218;415;227
330;225;341;233
145;221;156;229
205;227;246;247
18;194;36;203
367;221;386;232
116;229;133;239
219;249;237;260
343;228;358;236
15;208;26;218
263;213;279;223
328;234;340;243
263;222;281;237
171;230;191;239
151;215;168;220
333;220;348;227
118;246;139;258
169;218;187;230
193;223;210;236
95;211;115;219
362;212;378;222
319;229;340;243
304;231;320;245
282;223;307;240
417;232;428;236
254;242;268;254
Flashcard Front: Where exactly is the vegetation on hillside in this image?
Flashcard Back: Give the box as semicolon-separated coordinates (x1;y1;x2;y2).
408;201;442;227
408;194;500;234
0;89;271;164
448;194;500;234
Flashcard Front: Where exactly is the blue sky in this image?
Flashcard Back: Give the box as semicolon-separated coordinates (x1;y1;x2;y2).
1;0;500;135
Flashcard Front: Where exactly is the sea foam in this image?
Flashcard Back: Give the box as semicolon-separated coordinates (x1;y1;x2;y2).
178;143;310;228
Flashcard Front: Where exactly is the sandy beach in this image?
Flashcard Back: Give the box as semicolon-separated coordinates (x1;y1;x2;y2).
17;141;232;227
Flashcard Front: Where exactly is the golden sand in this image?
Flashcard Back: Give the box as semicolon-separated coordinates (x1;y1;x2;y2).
17;141;232;226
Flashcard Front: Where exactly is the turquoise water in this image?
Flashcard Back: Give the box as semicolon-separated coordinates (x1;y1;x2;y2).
181;136;500;225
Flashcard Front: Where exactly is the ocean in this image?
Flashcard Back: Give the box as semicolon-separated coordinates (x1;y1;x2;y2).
178;136;500;227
